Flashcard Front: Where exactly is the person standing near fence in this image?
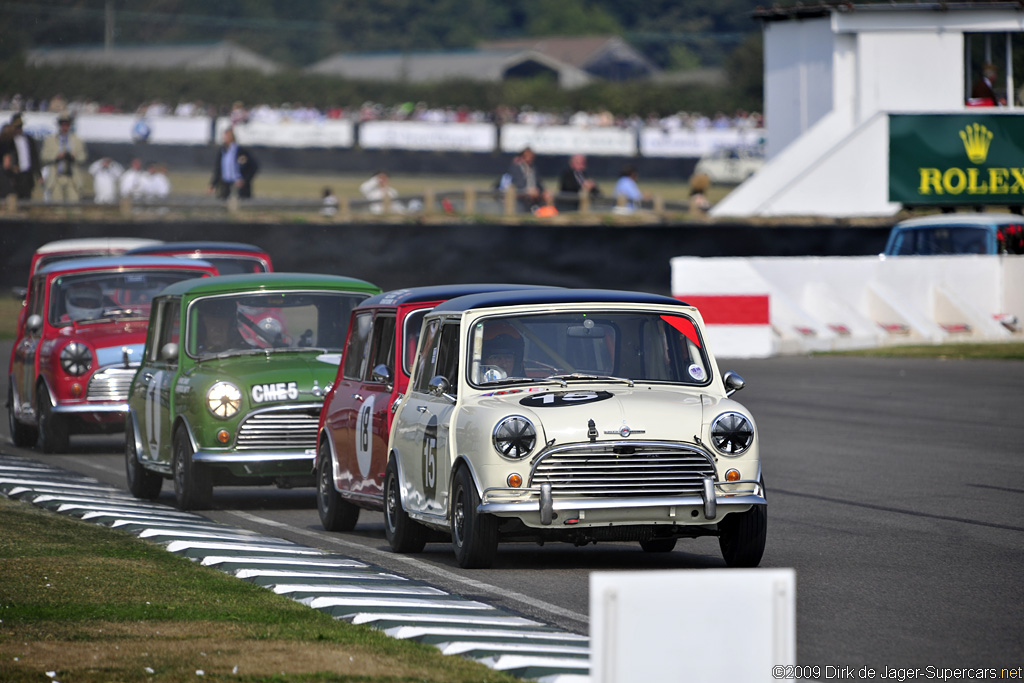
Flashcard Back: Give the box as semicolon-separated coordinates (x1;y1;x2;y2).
41;112;87;202
6;113;41;200
209;127;258;199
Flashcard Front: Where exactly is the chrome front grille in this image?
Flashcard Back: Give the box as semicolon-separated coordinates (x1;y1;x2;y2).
529;442;716;497
236;406;320;450
87;366;137;402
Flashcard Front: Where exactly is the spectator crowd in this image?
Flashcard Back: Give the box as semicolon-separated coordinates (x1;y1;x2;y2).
0;92;763;134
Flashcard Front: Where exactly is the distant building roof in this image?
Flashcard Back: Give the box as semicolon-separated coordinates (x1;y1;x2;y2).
479;35;659;81
26;41;281;75
305;48;592;88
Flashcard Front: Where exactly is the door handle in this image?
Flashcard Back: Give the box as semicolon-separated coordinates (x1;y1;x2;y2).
416;406;428;413
353;393;364;402
143;374;153;382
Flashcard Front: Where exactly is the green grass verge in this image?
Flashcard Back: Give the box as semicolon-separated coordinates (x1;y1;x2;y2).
0;496;521;682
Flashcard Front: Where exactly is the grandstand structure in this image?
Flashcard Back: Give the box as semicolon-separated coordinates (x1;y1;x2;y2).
713;2;1024;218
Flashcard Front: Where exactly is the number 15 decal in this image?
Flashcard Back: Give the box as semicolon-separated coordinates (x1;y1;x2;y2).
421;415;439;498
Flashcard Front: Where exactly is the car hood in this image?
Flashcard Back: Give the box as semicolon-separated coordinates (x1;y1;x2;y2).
476;384;722;446
192;352;339;403
58;320;149;366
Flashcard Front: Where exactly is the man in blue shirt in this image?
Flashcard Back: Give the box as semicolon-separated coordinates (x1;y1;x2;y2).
209;128;258;199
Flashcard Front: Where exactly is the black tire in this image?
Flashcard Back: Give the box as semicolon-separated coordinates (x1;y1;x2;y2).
718;499;767;568
172;425;212;510
37;387;69;454
383;457;427;553
8;384;38;447
125;414;162;499
639;537;677;553
451;465;498;569
316;441;360;532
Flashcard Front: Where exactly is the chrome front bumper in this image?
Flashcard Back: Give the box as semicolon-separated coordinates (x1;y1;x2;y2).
192;450;316;477
51;401;128;416
480;476;765;525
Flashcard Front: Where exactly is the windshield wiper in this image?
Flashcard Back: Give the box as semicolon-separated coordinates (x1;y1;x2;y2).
543;373;635;388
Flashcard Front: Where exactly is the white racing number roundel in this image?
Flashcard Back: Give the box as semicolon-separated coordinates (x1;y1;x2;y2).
355;394;375;477
519;390;613;408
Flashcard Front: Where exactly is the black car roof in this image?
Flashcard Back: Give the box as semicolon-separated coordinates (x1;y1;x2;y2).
359;284;556;309
125;241;266;254
432;288;688;313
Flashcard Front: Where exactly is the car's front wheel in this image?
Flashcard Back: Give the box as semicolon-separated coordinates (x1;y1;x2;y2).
383;457;427;553
316;441;360;532
37;387;69;454
451;465;498;569
125;414;162;499
173;425;212;510
8;384;38;448
718;479;767;568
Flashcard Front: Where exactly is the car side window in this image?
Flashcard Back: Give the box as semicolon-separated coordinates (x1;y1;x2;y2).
28;277;45;322
368;314;396;381
412;319;440;393
434;323;461;397
150;299;181;364
342;311;373;380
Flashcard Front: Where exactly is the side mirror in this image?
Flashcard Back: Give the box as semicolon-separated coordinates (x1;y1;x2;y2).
26;314;43;335
428;375;453;400
723;371;745;397
160;342;179;363
371;363;392;389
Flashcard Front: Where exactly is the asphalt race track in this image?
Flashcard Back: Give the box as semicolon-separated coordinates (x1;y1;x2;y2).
3;341;1023;672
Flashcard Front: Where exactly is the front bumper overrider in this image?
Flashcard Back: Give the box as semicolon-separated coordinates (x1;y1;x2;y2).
480;476;765;526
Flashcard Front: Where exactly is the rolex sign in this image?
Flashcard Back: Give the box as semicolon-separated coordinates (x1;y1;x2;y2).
889;114;1024;206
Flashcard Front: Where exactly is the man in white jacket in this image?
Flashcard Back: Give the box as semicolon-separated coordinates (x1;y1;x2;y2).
88;157;124;204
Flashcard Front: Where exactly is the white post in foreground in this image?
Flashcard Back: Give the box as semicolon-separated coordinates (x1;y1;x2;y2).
590;568;796;683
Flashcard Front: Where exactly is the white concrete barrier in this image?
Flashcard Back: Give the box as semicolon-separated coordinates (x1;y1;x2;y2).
590;569;796;683
672;255;1024;357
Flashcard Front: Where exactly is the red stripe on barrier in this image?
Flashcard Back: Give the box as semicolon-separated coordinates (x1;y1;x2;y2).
676;295;770;325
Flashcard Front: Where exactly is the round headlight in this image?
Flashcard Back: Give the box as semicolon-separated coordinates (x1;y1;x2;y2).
207;381;242;419
60;342;92;376
710;412;754;455
493;415;536;459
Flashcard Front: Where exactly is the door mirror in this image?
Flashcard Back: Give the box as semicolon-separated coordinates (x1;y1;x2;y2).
26;314;43;335
160;342;179;363
371;363;392;388
723;371;745;396
428;375;453;401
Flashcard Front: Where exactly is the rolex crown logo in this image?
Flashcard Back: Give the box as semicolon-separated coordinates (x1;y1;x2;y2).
959;123;993;164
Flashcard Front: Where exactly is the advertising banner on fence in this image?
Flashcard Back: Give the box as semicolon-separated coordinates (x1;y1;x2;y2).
216;118;355;148
890;113;1024;206
501;124;636;156
360;121;495;152
1;111;212;145
640;127;763;158
80;114;212;145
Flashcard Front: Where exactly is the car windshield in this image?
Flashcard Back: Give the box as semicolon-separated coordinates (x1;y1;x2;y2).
194;255;269;275
187;291;367;358
468;311;710;387
51;269;201;325
891;226;990;255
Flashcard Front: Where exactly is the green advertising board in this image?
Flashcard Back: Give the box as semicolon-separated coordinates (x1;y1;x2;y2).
889;113;1024;206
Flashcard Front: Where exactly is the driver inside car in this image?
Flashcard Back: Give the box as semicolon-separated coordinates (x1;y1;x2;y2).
480;323;524;380
196;299;248;354
64;282;105;322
